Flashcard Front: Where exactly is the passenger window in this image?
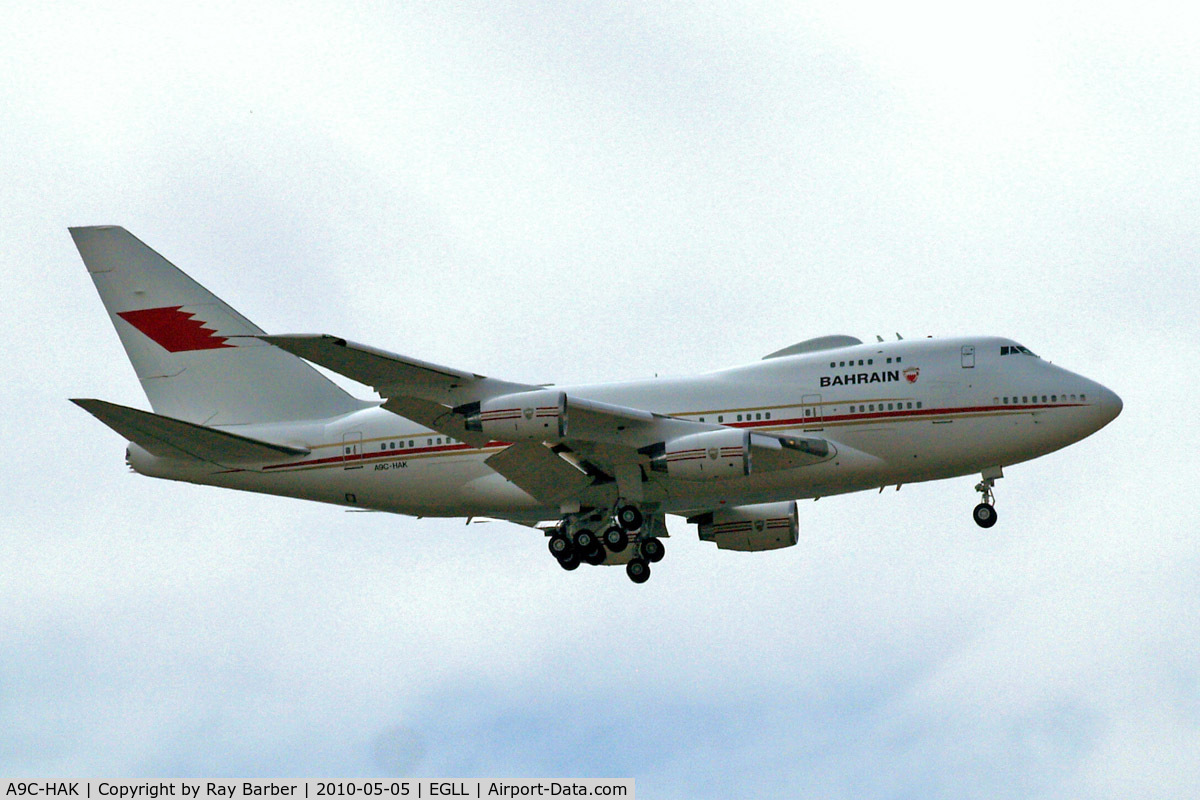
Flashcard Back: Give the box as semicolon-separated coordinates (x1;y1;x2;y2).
1080;393;1086;401
896;357;902;363
427;439;432;446
916;402;922;409
737;414;742;421
1022;396;1028;403
887;357;892;363
755;413;761;420
718;415;724;423
765;412;771;420
1051;396;1056;403
344;447;351;454
868;359;873;365
906;402;913;409
1041;396;1047;403
408;440;413;448
869;404;875;412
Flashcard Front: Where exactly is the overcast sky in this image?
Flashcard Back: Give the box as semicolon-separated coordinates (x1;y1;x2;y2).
2;2;1197;796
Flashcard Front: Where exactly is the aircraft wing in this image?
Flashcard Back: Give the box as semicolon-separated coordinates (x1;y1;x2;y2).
260;333;833;505
469;393;832;504
257;334;539;406
558;400;832;473
258;333;538;448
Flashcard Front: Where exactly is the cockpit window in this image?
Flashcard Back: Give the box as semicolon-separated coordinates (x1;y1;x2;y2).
1000;345;1038;357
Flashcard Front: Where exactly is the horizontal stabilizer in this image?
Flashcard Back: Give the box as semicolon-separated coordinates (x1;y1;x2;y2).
72;398;309;466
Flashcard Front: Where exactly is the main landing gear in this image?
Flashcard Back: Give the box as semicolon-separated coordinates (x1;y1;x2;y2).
972;469;1001;528
548;503;664;583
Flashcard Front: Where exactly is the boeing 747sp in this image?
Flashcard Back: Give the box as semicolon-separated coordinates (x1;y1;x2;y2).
70;227;1122;582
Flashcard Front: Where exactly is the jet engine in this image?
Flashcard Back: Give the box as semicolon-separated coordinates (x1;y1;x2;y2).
462;389;567;441
693;501;799;551
647;428;750;481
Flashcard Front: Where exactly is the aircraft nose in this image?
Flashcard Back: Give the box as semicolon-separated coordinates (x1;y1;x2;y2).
1093;383;1123;427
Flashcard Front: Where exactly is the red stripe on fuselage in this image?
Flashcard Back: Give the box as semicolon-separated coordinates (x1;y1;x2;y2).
259;402;1083;472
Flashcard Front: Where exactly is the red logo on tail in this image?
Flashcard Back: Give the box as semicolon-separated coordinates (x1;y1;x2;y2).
117;306;233;352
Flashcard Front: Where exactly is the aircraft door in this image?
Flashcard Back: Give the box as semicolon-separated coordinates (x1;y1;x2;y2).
961;345;975;368
801;394;823;429
342;432;363;469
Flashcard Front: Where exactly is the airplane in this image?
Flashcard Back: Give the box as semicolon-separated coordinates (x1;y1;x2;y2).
69;226;1123;583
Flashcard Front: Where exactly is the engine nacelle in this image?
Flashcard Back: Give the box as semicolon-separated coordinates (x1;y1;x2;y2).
648;428;750;481
463;389;567;441
694;501;799;552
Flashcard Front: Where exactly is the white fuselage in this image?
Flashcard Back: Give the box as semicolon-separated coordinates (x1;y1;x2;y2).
130;336;1122;523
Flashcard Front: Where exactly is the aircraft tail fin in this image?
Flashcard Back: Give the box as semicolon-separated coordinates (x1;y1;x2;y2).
72;398;309;466
70;226;371;425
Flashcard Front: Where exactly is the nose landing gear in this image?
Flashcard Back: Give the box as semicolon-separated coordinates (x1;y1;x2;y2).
973;469;1001;528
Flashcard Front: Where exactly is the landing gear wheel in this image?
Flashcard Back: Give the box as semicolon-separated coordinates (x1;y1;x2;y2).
639;537;665;563
973;503;998;528
626;558;651;584
558;552;581;571
584;546;608;565
548;534;573;559
616;505;643;532
603;526;629;553
574;529;597;553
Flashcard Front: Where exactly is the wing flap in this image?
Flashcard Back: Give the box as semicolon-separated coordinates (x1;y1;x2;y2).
749;431;833;470
72;398;309;466
484;442;593;504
